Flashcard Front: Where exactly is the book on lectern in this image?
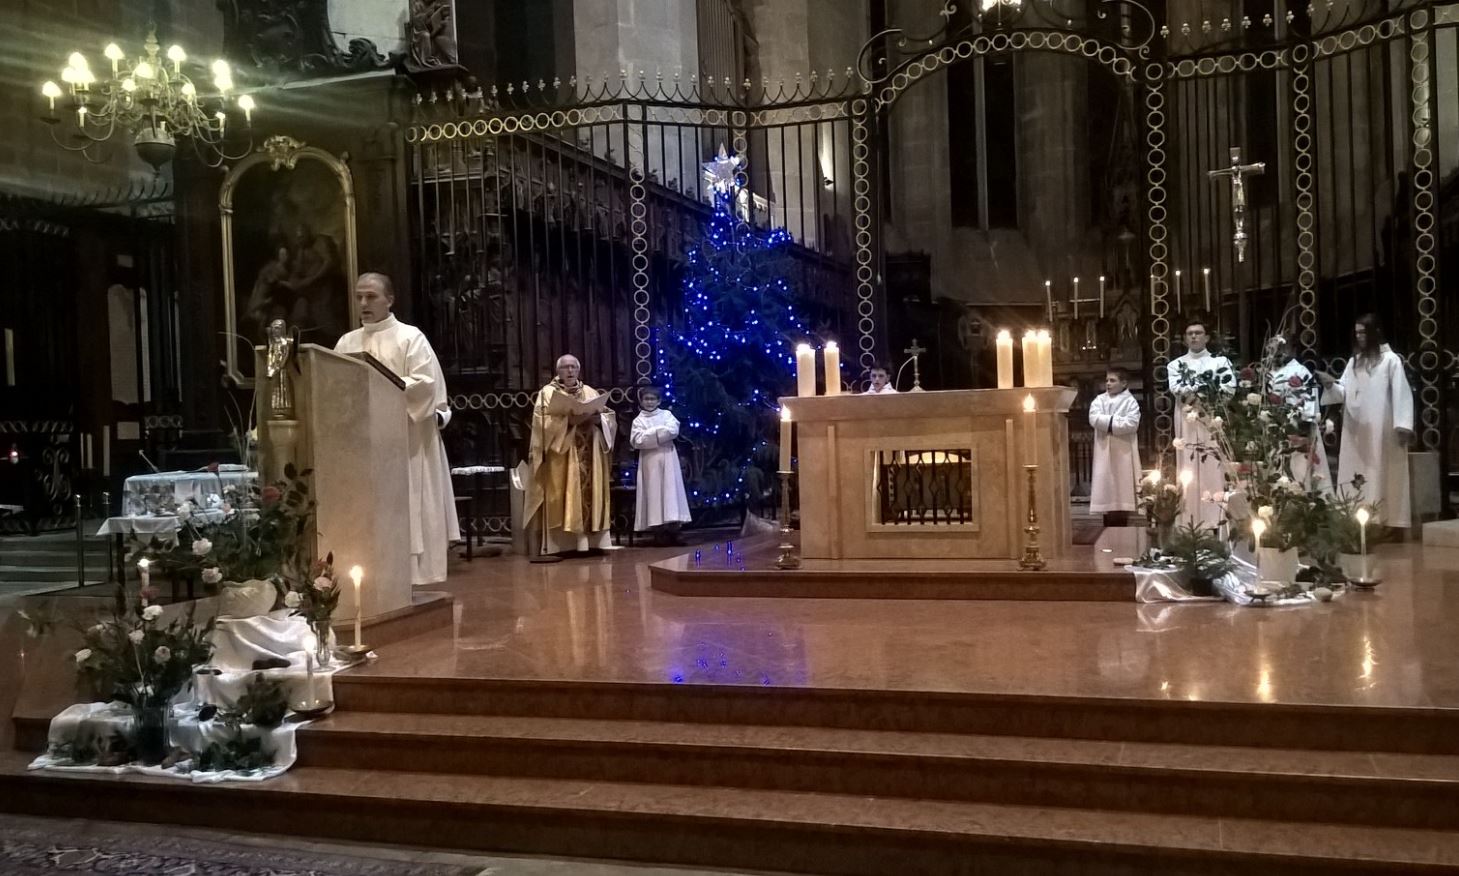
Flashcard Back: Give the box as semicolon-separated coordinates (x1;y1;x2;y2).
345;351;406;391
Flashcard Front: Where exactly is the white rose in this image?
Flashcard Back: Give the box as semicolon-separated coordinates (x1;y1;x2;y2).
1245;441;1258;452
1258;505;1275;520
1200;491;1212;503
1324;418;1335;436
1185;410;1198;421
1239;379;1253;389
176;504;191;522
89;623;105;634
74;649;92;663
1258;410;1272;422
201;567;222;585
284;591;302;608
1277;475;1291;488
142;604;163;622
192;538;213;557
1246;393;1262;406
313;576;333;592
1210;416;1223;429
128;629;145;644
152;645;172;664
1211;491;1228;503
1171;438;1186;450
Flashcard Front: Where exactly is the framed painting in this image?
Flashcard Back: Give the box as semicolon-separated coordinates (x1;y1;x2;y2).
220;135;359;386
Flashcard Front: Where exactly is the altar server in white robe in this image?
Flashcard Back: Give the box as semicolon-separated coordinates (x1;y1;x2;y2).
1317;314;1414;529
630;386;691;541
1265;336;1331;494
334;272;459;585
1088;368;1141;525
865;363;899;394
1167;316;1234;528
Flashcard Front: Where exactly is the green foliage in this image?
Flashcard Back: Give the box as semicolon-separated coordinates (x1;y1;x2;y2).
228;672;291;729
197;731;274;773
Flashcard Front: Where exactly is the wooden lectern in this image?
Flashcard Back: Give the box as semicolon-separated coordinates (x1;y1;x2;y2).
256;344;413;621
782;387;1077;560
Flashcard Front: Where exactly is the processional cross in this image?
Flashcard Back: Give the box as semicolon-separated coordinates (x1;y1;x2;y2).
903;338;927;392
1207;147;1265;263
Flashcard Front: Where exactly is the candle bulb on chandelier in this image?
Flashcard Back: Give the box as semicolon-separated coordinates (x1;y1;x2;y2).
40;81;60;113
237;94;255;125
103;43;123;77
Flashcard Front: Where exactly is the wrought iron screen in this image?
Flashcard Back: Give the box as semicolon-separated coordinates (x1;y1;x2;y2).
869;448;977;527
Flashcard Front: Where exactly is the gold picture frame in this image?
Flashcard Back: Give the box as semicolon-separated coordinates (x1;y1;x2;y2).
220;135;359;387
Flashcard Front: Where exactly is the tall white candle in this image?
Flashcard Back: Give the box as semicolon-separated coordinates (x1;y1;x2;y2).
822;342;841;396
779;408;792;471
995;330;1014;389
1098;276;1106;318
350;565;363;647
1356;507;1370;580
137;558;150;597
1027;329;1038;388
1072;277;1081;320
795;344;816;398
1035;329;1053;387
1023;394;1037;463
304;651;316;707
1202;267;1212;311
1044;280;1053;321
1252;518;1267;583
1174;269;1182;303
1178;469;1195;525
102;426;110;476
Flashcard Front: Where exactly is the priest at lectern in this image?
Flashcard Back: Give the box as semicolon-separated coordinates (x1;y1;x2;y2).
524;354;616;556
334;272;459;586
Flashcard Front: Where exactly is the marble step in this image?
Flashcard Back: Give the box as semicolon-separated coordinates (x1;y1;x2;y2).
9;759;1459;875
300;712;1459;830
330;675;1459;754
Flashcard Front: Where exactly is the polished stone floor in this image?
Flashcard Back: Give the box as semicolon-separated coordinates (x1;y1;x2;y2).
356;530;1459;711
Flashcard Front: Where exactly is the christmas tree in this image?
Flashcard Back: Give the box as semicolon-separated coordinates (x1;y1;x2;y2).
656;189;806;516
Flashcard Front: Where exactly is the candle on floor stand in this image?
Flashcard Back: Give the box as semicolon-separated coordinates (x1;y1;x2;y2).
995;329;1014;389
1356;507;1370;581
1098;276;1106;319
779;408;793;471
1072;277;1081;320
1022;394;1038;473
823;342;841;396
1252;518;1267;585
794;344;816;397
349;565;363;647
1035;329;1053;386
1044;280;1053;322
1202;267;1212;311
1021;330;1038;387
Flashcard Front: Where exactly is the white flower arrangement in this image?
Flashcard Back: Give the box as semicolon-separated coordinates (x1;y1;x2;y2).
201;567;222;585
1172;437;1186;450
152;645;172;664
192;538;213;557
128;629;145;644
142;604;164;622
283;591;302;608
1258;505;1275;520
1245;393;1262;406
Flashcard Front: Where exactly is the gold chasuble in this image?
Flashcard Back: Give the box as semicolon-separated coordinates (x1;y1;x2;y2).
525;379;617;553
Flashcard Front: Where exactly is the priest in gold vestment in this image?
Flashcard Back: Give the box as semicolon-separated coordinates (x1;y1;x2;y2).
525;355;617;555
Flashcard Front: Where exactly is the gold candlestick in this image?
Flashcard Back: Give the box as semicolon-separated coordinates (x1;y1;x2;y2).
1019;464;1046;570
776;470;800;569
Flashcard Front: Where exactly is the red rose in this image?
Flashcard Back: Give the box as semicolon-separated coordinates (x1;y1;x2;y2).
139;586;159;602
1236;463;1251;475
1240;367;1257;381
206;462;220;474
1267;393;1283;405
260;485;282;506
1287;375;1304;388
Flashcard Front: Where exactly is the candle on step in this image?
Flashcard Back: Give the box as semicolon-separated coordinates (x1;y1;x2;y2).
1035;329;1053;386
995;329;1014;389
1356;506;1370;580
795;344;816;397
1252;518;1267;583
1021;330;1038;387
822;342;841;396
349;565;363;647
779;407;792;472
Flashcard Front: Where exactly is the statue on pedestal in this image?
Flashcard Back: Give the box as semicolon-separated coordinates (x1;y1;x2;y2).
265;319;298;420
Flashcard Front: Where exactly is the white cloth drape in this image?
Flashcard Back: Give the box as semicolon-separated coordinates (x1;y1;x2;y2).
630;408;691;530
335;314;460;585
1322;345;1414;527
1088;390;1141;513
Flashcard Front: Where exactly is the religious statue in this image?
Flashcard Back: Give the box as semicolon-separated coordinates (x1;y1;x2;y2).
265;318;297;420
407;0;459;70
1207;146;1265;263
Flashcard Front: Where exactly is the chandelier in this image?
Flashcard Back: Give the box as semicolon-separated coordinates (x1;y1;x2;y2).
39;26;257;172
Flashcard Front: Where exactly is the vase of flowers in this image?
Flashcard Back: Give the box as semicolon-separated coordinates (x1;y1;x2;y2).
285;552;342;667
131;691;171;764
1137;468;1183;549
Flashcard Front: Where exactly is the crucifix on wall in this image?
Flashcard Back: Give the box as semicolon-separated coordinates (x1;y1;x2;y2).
1207;147;1265;263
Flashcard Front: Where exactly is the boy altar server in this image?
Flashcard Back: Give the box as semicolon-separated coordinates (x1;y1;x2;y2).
630;386;691;542
1088;368;1142;526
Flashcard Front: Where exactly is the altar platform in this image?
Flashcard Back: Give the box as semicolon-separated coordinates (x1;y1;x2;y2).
647;529;1140;601
8;533;1459;874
